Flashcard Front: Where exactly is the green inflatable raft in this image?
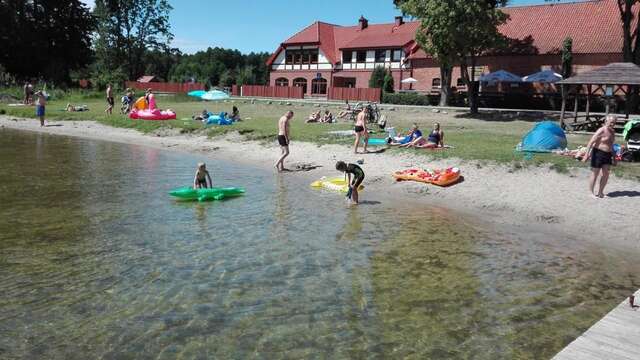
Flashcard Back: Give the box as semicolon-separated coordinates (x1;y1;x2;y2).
169;187;245;202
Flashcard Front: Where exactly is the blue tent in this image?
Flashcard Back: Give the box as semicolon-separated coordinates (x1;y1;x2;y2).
519;121;567;152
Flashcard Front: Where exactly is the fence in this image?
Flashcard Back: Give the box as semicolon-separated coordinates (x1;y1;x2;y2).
240;85;304;99
125;81;205;93
328;87;382;102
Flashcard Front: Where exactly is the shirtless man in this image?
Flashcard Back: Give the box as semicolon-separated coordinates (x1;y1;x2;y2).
583;115;617;198
353;107;369;154
105;84;114;114
275;111;294;172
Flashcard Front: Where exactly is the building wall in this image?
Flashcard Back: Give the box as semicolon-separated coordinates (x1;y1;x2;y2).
268;53;623;95
410;53;623;92
270;46;333;71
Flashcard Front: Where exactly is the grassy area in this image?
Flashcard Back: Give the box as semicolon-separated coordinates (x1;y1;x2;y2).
1;91;639;180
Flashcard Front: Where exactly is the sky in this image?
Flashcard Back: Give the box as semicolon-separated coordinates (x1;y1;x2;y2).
81;0;581;54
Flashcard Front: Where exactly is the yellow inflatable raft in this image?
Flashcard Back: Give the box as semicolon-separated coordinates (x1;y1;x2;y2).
311;177;364;192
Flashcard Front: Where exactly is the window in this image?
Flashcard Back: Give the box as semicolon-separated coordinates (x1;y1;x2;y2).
432;78;441;88
285;49;320;66
456;78;465;87
309;50;319;64
275;78;289;87
375;50;386;63
311;78;327;94
343;51;352;64
356;51;367;63
391;49;402;62
293;78;307;94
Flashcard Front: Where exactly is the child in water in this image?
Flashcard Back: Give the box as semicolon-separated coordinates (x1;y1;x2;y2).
336;161;365;204
193;163;213;189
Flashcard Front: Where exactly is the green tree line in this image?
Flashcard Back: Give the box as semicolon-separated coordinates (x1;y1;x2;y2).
0;0;270;89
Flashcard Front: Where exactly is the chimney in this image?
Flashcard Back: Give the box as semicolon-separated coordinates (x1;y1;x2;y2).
358;15;368;30
395;16;404;26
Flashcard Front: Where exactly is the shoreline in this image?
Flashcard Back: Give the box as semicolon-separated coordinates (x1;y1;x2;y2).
2;115;638;250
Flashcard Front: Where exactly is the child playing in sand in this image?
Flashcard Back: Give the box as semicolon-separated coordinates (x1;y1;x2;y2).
336;161;365;204
35;90;46;126
193;163;213;189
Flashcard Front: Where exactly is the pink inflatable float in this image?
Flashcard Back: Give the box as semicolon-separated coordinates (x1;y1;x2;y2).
128;94;176;120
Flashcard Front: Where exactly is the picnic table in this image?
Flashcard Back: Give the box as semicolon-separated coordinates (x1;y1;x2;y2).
563;114;628;133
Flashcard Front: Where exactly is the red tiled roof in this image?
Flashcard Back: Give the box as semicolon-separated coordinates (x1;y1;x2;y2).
339;22;420;49
137;75;156;83
269;0;632;66
499;0;635;54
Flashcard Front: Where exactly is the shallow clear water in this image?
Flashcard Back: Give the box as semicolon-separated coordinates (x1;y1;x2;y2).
1;128;639;359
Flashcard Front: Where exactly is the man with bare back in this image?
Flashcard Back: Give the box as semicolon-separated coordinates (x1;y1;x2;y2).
353;107;369;154
275;111;294;172
583;115;617;198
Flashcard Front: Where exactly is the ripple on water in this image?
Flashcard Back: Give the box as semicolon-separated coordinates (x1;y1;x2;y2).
1;129;640;359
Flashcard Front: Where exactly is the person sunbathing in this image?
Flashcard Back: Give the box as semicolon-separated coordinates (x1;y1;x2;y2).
337;100;352;119
66;103;88;112
389;123;422;146
320;110;333;123
306;110;321;123
403;122;445;148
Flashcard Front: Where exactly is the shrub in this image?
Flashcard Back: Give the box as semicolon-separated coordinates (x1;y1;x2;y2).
382;92;435;106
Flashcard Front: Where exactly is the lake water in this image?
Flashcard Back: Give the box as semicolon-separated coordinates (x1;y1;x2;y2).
1;128;639;359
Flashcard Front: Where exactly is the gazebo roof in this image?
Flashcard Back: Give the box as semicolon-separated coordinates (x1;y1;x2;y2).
558;62;640;86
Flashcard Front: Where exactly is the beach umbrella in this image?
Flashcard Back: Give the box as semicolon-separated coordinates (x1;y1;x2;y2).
401;77;418;84
522;70;563;83
480;70;522;82
188;90;206;98
201;90;230;101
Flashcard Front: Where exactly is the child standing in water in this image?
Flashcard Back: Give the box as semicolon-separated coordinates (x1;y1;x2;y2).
336;161;365;204
35;90;46;127
193;163;213;189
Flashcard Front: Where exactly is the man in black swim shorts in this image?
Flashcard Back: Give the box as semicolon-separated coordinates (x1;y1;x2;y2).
583;115;617;198
275;111;294;172
353;107;369;154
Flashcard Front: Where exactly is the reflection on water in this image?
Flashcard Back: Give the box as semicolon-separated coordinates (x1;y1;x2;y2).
1;128;639;359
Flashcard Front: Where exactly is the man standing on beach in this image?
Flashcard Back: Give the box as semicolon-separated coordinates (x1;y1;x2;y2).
105;84;114;114
275;110;294;172
583;115;617;198
353;107;369;154
35;90;46;127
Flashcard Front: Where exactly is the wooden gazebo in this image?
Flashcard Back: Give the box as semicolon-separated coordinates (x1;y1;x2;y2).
558;62;640;131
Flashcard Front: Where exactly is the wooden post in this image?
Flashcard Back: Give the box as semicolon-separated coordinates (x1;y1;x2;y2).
585;84;591;121
560;83;567;128
573;85;580;123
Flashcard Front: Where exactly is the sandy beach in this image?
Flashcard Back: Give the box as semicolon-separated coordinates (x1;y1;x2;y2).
2;114;639;249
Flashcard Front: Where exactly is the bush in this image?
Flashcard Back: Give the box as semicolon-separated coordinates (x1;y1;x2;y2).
383;92;436;106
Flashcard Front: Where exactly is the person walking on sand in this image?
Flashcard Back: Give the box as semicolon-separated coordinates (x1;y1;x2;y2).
275;111;294;172
583;115;617;198
34;90;46;127
105;84;114;114
353;107;369;154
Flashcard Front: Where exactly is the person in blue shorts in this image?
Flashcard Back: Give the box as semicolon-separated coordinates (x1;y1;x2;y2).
35;90;46;127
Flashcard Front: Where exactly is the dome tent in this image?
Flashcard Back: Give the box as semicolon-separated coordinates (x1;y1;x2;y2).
518;121;567;152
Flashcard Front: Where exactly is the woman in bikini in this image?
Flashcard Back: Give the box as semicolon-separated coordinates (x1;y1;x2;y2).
403;122;444;148
353;107;369;154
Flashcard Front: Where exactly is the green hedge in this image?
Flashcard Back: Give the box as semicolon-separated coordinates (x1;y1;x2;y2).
382;92;438;106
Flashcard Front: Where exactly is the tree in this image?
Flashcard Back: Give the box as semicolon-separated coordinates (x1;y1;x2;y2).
93;0;174;84
561;37;573;79
396;0;508;110
455;1;509;114
0;0;94;84
369;66;386;88
383;69;395;93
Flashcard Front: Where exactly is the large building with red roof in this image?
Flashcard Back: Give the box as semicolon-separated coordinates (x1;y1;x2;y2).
266;0;632;97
